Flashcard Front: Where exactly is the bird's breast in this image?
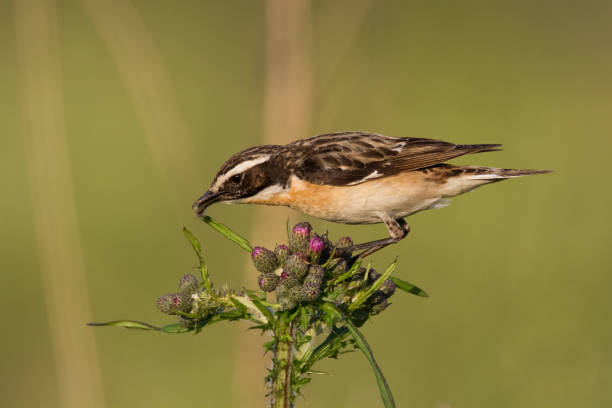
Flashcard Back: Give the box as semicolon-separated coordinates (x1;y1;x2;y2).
240;174;444;224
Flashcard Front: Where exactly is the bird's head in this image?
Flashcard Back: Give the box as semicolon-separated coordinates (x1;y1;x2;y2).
192;145;287;217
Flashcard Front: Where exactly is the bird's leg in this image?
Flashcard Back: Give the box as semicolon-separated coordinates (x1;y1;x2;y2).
342;214;410;259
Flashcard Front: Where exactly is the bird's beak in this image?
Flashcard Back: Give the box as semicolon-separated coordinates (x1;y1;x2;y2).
192;190;223;217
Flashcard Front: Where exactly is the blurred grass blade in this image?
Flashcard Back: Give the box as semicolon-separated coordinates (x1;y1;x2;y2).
183;227;213;293
390;276;429;297
201;215;253;252
323;303;396;408
349;261;396;312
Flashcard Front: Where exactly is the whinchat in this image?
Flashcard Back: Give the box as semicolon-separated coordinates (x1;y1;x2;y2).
193;131;551;256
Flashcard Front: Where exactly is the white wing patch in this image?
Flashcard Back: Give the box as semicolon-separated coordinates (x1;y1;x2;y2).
212;155;270;191
347;170;384;185
392;142;406;152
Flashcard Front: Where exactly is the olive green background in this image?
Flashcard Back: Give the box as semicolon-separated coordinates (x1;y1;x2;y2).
2;1;611;407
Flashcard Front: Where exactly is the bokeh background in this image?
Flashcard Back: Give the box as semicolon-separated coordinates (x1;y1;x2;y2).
2;0;611;407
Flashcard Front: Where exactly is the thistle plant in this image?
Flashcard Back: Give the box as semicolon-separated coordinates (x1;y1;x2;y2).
90;217;428;408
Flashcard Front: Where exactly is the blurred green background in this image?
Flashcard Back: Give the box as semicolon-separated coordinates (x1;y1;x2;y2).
2;0;611;407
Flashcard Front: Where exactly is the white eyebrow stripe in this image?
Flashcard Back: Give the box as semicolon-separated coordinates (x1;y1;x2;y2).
212;155;271;190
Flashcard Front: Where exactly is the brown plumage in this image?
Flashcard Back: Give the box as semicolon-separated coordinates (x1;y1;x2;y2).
194;131;552;257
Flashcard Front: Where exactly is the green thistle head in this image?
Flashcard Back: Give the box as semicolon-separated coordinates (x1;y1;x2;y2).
156;292;192;315
274;244;290;265
258;273;280;292
276;285;302;310
285;254;309;280
279;269;299;288
179;274;199;294
251;246;278;274
301;281;321;302
305;265;325;285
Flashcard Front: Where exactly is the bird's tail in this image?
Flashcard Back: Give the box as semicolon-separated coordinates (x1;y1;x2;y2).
435;165;553;197
465;167;553;179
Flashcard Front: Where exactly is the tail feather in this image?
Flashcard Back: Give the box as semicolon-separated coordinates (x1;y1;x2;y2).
467;167;553;179
457;143;504;154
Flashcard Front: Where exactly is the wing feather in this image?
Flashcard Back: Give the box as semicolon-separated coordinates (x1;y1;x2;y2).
288;132;502;186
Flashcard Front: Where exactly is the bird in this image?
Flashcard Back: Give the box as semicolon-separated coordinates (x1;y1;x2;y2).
192;131;551;257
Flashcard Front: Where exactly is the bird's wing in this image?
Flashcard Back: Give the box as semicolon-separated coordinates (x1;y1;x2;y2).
288;131;502;186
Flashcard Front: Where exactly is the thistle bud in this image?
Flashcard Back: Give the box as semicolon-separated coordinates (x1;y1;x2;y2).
290;222;312;253
285;254;309;280
308;236;325;263
301;281;321;302
366;269;381;284
335;236;353;249
274;244;290;265
351;307;370;327
156;292;191;314
370;298;389;315
258;273;280;292
179;274;199;294
305;265;325;285
379;278;396;297
278;296;297;311
251;246;278;274
279;269;299;288
331;259;347;277
350;267;366;282
277;285;301;310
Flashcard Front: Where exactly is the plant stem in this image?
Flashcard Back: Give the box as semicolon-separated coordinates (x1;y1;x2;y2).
269;314;296;408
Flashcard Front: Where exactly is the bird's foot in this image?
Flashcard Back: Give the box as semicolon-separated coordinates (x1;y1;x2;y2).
340;217;410;259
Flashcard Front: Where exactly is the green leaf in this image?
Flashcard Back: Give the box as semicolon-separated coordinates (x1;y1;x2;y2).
88;320;157;330
390;276;429;297
322;246;337;268
229;297;248;314
300;325;350;372
331;259;362;285
263;339;276;351
160;323;192;333
201;215;252;252
182;227;213;294
323;303;396;408
247;294;275;323
88;320;193;334
349;261;396;312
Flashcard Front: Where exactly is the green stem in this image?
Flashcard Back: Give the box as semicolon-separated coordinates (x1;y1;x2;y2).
269;315;296;408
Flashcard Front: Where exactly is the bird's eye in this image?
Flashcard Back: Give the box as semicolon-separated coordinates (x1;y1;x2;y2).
230;174;242;184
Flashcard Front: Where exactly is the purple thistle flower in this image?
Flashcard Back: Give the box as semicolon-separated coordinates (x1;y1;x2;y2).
292;222;311;237
309;236;324;254
290;222;312;253
251;246;265;258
